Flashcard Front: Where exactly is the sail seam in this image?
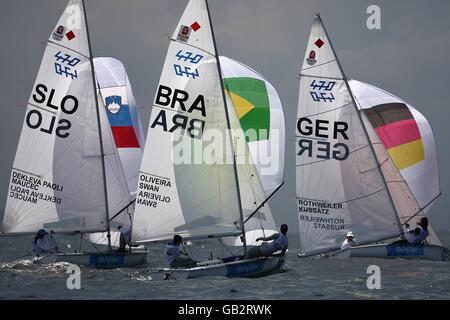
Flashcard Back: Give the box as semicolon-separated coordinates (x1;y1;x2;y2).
301;59;337;72
299;74;344;81
28;103;57;115
296;102;353;118
48;40;90;60
139;171;171;181
296;144;370;167
11;168;42;179
170;39;216;57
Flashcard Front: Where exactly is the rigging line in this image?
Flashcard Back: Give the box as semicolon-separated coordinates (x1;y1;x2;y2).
108;199;136;222
341;188;385;204
403;192;442;225
296;102;353;118
206;0;247;254
217;238;236;257
300;59;337;72
296;144;370;167
49;234;61;253
83;0;112;250
88;236;103;252
244;181;285;224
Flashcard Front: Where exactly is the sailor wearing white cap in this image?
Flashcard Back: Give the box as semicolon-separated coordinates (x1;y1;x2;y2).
341;231;357;250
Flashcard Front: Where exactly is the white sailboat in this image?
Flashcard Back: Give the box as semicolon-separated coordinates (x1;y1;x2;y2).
296;14;449;261
1;0;147;268
131;0;285;279
220;56;286;246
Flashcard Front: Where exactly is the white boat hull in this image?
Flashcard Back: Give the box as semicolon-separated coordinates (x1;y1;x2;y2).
149;256;285;280
55;251;148;268
348;243;450;261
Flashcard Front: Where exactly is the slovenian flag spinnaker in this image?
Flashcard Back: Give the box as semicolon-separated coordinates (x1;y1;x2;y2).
94;57;145;196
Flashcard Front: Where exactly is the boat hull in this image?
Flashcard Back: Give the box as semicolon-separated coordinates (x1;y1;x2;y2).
150;256;285;280
348;243;450;261
55;251;148;268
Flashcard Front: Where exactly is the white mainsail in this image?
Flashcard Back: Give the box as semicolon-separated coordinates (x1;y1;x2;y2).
132;0;244;243
2;0;130;235
220;56;286;244
296;16;402;256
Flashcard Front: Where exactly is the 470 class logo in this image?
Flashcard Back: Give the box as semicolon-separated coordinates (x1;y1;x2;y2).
310;80;335;102
173;50;204;79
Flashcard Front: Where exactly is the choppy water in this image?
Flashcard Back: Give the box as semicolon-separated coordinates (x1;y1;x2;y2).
1;235;449;300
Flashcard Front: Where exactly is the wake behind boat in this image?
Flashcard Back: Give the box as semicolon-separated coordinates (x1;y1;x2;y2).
295;14;448;262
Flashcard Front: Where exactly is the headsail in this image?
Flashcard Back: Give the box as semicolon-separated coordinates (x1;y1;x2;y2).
220;56;285;245
349;79;441;244
94;57;145;196
2;0;129;235
132;0;243;243
89;58;144;247
221;56;285;197
296;16;402;256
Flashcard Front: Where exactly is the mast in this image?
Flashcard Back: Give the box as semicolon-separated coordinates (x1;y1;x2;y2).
82;0;112;250
316;14;403;237
205;0;247;254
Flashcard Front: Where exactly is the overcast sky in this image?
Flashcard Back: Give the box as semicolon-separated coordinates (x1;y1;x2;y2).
1;0;449;243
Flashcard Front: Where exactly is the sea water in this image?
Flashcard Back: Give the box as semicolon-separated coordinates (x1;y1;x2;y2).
1;234;449;300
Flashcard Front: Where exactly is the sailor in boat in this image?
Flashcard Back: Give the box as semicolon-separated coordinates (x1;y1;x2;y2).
402;217;430;245
117;225;133;252
244;224;288;259
164;235;198;268
32;229;58;256
340;231;358;250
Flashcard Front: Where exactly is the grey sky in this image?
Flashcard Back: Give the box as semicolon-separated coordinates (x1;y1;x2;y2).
1;1;449;243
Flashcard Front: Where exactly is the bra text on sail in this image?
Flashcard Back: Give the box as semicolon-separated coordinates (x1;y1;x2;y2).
151;85;206;140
